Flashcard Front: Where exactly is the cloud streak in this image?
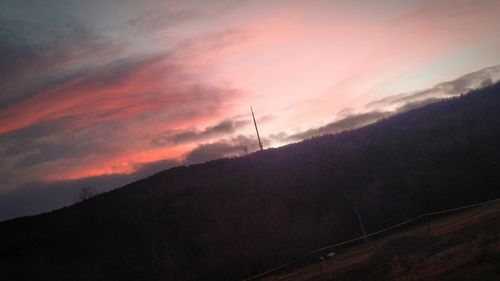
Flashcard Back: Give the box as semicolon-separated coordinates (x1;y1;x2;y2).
153;119;250;146
286;112;389;141
0;53;220;134
367;65;500;111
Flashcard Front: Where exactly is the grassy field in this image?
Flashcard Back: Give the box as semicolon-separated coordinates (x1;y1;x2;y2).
261;200;500;281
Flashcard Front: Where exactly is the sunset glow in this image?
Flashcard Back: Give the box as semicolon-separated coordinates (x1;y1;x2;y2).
1;0;500;219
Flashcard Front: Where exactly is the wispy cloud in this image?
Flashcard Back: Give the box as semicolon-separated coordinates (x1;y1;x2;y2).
286;112;389;141
367;65;500;111
153;119;250;146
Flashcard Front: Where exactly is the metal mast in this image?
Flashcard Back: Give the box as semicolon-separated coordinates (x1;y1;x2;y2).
251;106;263;151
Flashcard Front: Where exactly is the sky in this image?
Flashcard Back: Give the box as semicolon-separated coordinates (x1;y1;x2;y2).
1;0;500;221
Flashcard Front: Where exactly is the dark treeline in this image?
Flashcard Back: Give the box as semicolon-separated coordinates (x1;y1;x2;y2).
1;84;499;281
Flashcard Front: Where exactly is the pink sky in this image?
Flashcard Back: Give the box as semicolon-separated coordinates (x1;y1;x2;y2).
1;0;500;191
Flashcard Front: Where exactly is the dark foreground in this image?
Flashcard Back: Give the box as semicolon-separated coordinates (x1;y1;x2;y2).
262;200;500;281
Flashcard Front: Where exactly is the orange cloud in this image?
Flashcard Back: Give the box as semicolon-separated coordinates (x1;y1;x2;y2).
0;56;189;134
48;143;194;181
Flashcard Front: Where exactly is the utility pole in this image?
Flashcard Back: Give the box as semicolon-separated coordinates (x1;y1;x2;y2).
251;106;263;151
353;199;368;245
317;257;325;279
424;214;435;252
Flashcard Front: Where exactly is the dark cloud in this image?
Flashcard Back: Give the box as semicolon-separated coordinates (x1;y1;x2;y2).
171;119;250;143
185;135;268;164
154;119;250;146
0;120;119;173
268;132;289;143
0;18;120;107
395;97;442;113
287;111;388;141
186;142;244;164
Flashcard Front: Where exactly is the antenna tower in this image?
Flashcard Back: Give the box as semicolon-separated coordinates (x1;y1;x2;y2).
251;106;263;151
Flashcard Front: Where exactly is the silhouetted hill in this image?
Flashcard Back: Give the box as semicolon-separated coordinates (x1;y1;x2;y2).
1;84;500;281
